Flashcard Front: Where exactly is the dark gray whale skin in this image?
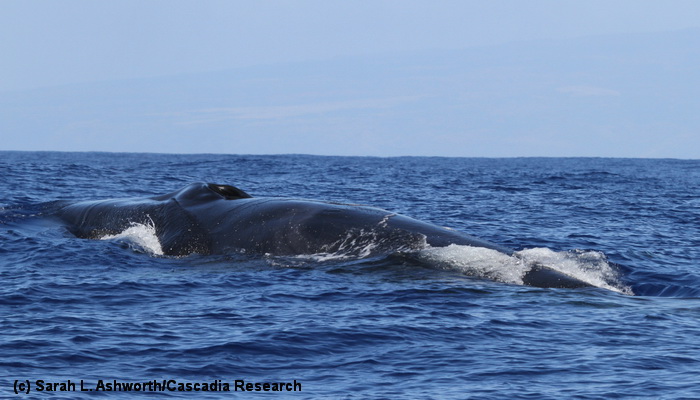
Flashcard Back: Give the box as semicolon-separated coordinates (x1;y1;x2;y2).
55;182;592;289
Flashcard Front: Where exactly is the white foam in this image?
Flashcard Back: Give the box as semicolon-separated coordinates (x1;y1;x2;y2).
416;244;529;285
415;244;633;294
287;229;385;263
515;247;633;295
300;226;432;263
100;221;164;256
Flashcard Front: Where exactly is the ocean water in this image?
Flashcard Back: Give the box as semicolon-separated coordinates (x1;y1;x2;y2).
1;152;699;399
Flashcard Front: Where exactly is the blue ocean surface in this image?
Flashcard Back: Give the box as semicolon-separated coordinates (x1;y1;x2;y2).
1;152;699;399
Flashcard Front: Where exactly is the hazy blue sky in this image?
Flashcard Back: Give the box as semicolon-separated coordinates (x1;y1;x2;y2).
2;1;700;157
3;0;699;91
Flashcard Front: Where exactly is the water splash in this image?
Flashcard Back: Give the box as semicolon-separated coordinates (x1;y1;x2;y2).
415;244;633;294
515;248;633;295
284;228;429;263
416;244;529;285
100;221;164;256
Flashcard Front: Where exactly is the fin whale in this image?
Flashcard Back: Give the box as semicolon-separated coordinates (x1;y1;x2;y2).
55;182;592;289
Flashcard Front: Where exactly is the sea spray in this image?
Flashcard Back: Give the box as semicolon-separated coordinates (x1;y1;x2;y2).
100;220;164;256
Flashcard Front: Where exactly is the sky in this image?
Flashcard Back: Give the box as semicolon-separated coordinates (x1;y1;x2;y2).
2;0;700;157
4;0;700;92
